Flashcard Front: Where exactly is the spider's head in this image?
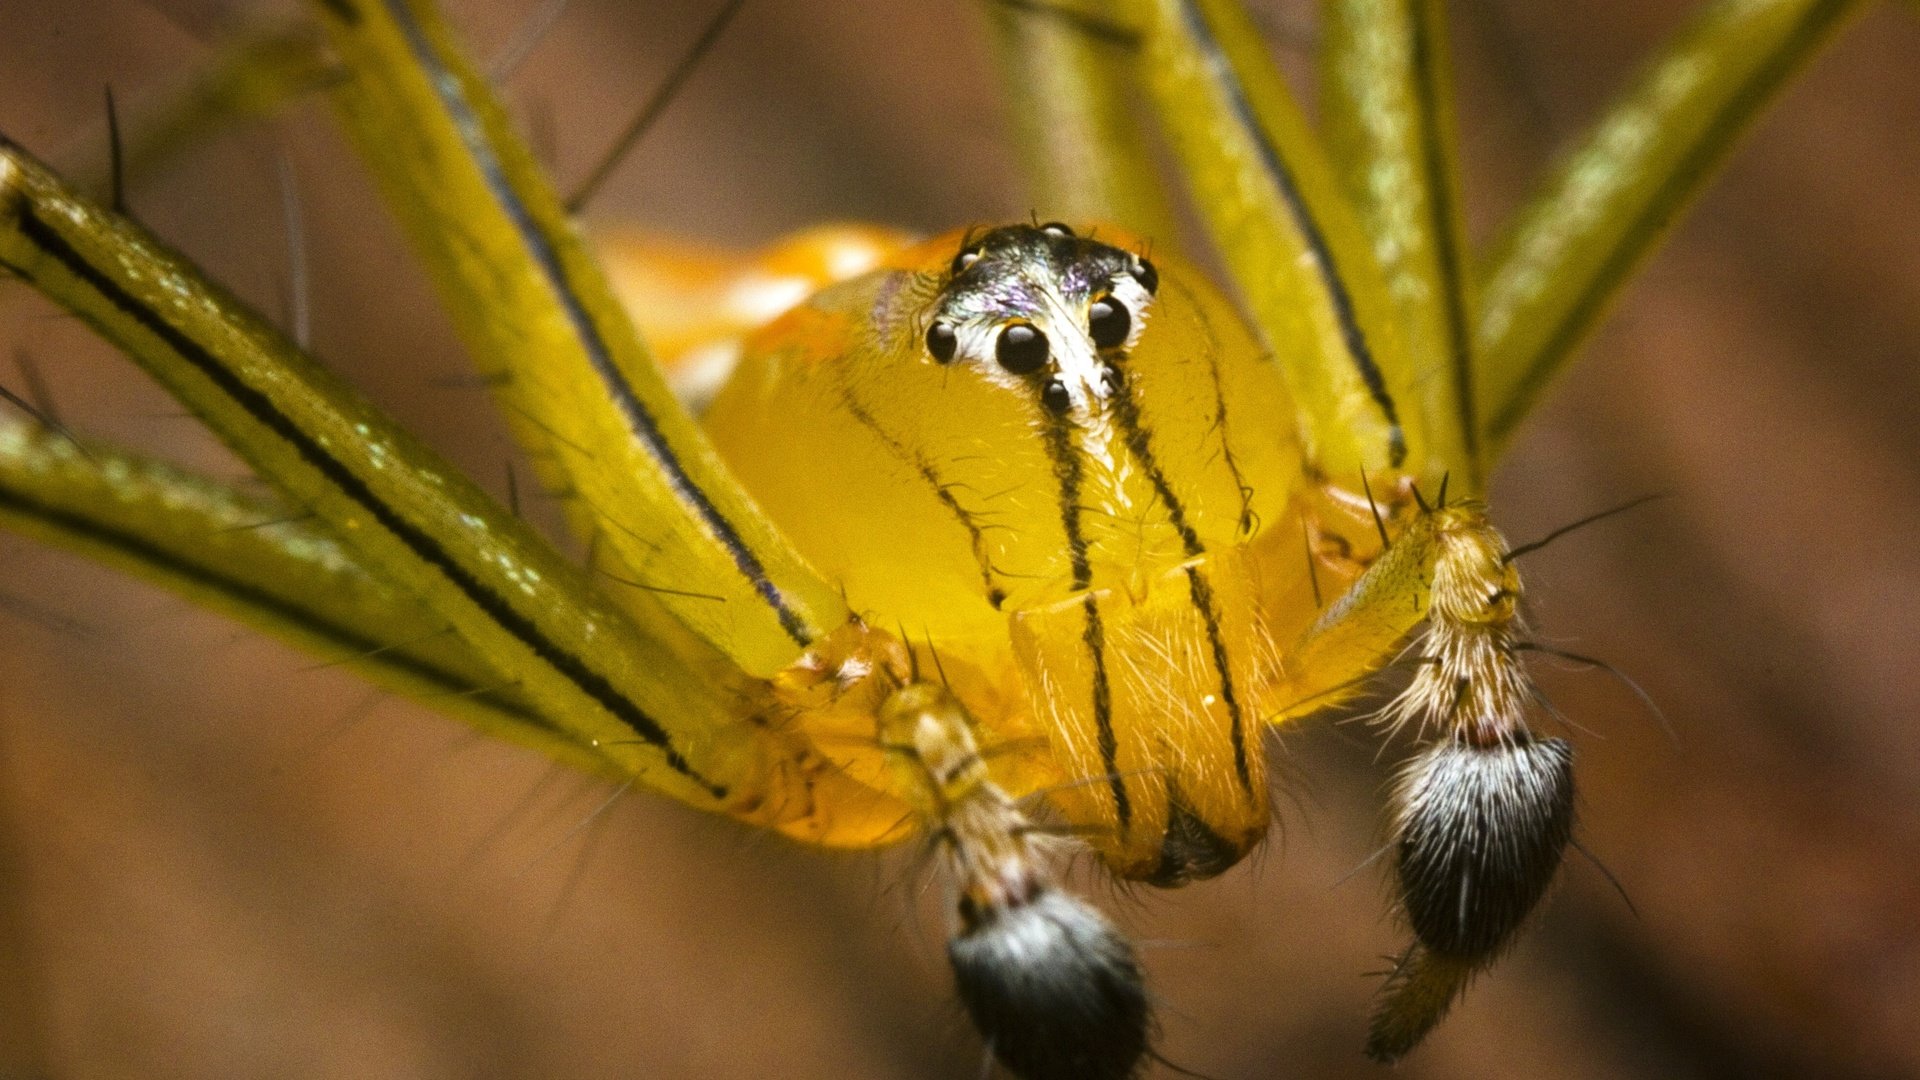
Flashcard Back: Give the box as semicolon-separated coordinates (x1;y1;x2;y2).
920;223;1158;418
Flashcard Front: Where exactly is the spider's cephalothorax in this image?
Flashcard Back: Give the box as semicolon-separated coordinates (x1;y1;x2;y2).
708;222;1310;885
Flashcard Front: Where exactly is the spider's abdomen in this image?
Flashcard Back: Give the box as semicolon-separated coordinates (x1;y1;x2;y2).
704;224;1307;880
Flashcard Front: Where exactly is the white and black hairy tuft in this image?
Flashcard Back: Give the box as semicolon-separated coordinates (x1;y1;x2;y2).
947;886;1151;1080
1391;731;1577;959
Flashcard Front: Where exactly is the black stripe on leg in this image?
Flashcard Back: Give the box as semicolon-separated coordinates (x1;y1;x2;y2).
0;477;554;733
10;205;723;799
1488;0;1854;442
1408;1;1478;467
377;0;815;647
1174;0;1406;467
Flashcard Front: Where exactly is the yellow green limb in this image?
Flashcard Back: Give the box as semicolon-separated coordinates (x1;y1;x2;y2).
0;137;775;813
1320;0;1479;491
983;1;1179;242
1474;0;1866;459
1127;0;1423;481
0;418;615;777
313;0;848;676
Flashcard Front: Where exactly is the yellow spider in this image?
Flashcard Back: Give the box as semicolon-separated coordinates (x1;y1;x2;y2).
0;0;1905;1076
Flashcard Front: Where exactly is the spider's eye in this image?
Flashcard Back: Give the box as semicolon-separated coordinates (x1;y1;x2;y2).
951;247;983;276
1042;378;1073;413
1039;221;1075;238
1132;257;1159;296
1088;295;1131;349
996;323;1049;375
926;320;958;363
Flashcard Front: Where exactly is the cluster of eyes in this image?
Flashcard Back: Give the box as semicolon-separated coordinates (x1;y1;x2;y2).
923;235;1159;390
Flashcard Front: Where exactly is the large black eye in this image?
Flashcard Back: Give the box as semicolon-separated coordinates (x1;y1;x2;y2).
926;320;958;363
1088;295;1131;349
1133;257;1159;295
996;323;1049;374
951;247;983;276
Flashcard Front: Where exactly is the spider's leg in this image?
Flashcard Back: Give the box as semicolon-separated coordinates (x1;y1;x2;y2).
984;0;1180;241
0;142;889;841
0;418;607;776
314;0;849;677
1475;0;1867;461
883;682;1152;1080
1271;500;1575;1061
1127;0;1427;483
1322;0;1480;491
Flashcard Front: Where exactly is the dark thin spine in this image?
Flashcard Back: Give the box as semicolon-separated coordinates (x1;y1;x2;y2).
378;0;814;647
1176;0;1406;466
103;87;126;216
565;0;749;213
11;206;721;797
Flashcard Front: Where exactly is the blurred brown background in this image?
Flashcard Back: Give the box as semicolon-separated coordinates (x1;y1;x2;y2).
1;1;1917;1077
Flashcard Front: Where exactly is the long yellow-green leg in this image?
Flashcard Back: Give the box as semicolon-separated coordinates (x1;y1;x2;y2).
1321;0;1479;492
1126;0;1424;482
313;0;847;676
0;138;812;822
0;417;617;777
983;1;1180;242
1475;0;1866;460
